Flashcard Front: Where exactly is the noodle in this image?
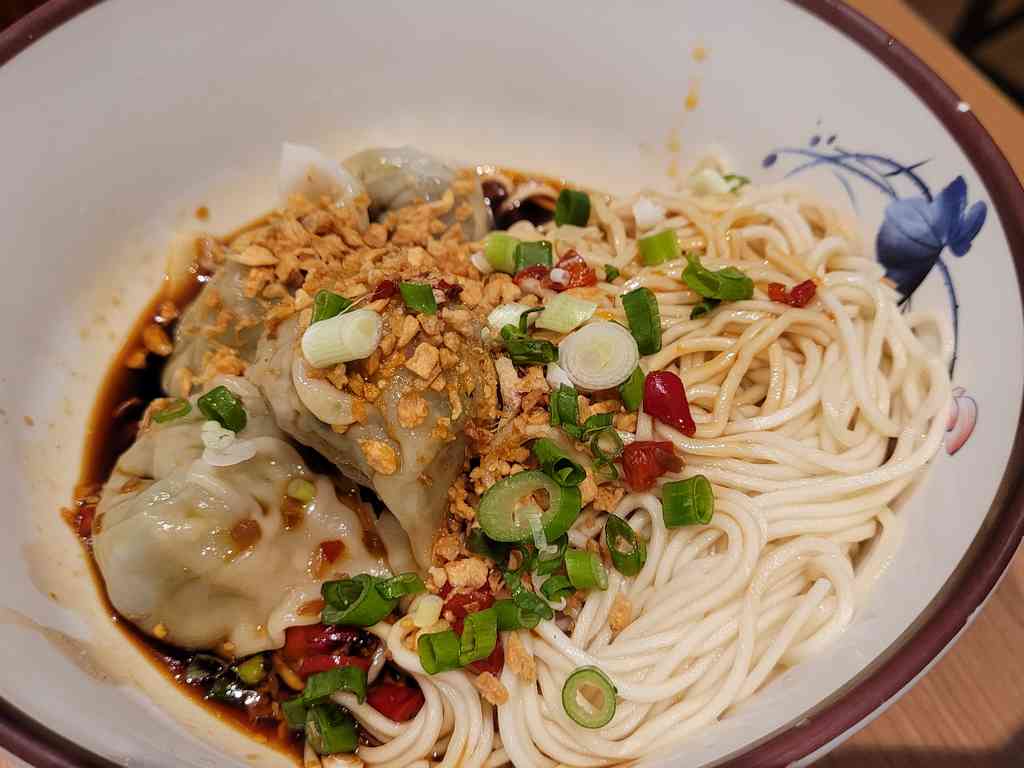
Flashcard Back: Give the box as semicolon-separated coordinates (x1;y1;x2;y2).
361;179;951;766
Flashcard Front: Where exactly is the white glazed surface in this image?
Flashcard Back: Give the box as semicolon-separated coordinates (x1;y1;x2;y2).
0;1;1020;766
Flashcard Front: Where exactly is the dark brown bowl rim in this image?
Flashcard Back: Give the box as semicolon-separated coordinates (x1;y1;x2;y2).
1;1;1022;766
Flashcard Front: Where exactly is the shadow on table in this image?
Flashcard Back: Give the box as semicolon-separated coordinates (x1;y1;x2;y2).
818;726;1024;767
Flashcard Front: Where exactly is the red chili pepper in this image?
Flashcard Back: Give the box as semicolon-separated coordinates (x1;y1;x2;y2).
620;441;684;491
296;653;371;679
367;683;425;722
513;265;550;287
443;590;495;635
435;279;463;301
372;280;397;301
548;251;597;291
319;540;344;564
643;371;696;436
467;636;505;677
282;624;363;660
767;279;817;308
76;506;95;538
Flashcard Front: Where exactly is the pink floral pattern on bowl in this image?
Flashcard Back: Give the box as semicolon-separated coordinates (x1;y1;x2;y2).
946;387;977;455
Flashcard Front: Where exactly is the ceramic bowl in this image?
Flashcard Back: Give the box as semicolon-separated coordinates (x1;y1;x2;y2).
0;1;1022;766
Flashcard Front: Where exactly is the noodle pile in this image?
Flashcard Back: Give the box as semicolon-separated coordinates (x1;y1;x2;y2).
329;179;952;767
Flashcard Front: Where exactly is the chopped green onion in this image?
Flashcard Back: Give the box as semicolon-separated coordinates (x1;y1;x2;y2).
311;290;353;324
301;308;383;367
152;398;192;424
399;281;438;315
494;598;542;630
466;529;511;563
281;696;308;730
534;534;569;576
554;189;591;227
691;298;721;319
500;324;559;365
418;630;462;674
485;232;520;273
306;703;358;755
682;254;753;302
558;321;640;391
590;428;624;462
459;608;498;665
564;412;614;442
321;574;398;626
605;515;647;577
184;654;225;684
593;458;620;482
514;240;553;272
722;173;751;191
488;303;535;333
638;229;681;266
378;572;427;600
478;470;582;543
549;384;579;429
540;575;575;602
504;569;555;621
622;287;662;356
619;368;644;412
234;654;266;685
603;265;620;282
197;385;247;433
286;477;316;503
565;549;608;590
302;666;367;705
662;474;715;527
206;676;261;707
532;438;586;487
562;666;617;729
535;293;598;334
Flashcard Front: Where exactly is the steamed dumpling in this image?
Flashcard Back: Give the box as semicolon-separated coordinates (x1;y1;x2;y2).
343;146;490;240
247;316;479;568
92;376;403;657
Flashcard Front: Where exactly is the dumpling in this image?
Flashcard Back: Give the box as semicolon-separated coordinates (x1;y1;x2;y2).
161;262;265;396
92;376;403;657
343;146;490;240
247;315;482;569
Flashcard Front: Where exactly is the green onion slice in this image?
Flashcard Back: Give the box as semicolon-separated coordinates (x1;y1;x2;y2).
555;189;591;227
306;703;359;755
605;515;647;577
321;574;398;626
478;470;582;543
281;696;309;730
532;438;586;487
590;428;624;462
562;666;617;729
540;575;575;603
564;549;608;591
690;298;721;319
535;293;597;334
466;529;511;563
378;572;427;600
459;608;498;665
564;412;614;442
681;254;754;301
500;323;559;365
152;398;192;424
534;534;569;576
197;385;247;432
504;569;555;622
302;666;367;705
312;290;353;324
494;598;542;630
399;281;438;315
234;654;267;685
662;474;715;527
549;384;579;429
485;232;520;274
514;240;554;273
418;630;462;674
618;368;644;412
621;287;662;356
638;229;681;266
722;173;751;191
593;458;620;482
603;265;621;282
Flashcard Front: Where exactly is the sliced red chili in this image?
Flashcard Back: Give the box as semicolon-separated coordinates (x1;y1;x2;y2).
513;265;550;286
372;280;397;301
367;683;425;722
444;589;495;635
548;251;597;291
620;441;684;491
643;371;696;436
282;624;363;660
296;653;371;679
435;279;463;301
767;279;816;308
467;636;505;677
319;540;344;564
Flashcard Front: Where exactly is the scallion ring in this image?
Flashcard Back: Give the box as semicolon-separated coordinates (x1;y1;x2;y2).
621;287;662;356
604;514;647;577
301;308;383;368
494;598;542;630
306;703;358;755
532;438;585;487
534;534;568;576
321;574;398;626
637;228;681;266
302;666;367;705
562;666;617;729
559;321;639;391
484;232;520;274
152;398;192;424
418;630;462;674
554;189;591;227
311;290;353;324
197;385;247;433
378;572;427;600
535;293;597;334
514;240;553;272
618;367;645;412
590;428;624;462
458;608;498;665
662;475;715;527
540;575;575;603
564;549;608;591
478;470;582;543
399;281;438;315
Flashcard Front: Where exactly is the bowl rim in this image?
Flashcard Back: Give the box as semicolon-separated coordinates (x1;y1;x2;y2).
1;1;1022;766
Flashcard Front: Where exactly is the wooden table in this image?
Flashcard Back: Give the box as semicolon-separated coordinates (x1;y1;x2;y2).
0;2;1021;768
819;9;1024;768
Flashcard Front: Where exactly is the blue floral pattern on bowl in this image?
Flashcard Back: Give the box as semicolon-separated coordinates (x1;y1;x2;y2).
763;135;985;455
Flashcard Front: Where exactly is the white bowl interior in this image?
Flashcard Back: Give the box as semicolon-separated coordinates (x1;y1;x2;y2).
0;1;1020;766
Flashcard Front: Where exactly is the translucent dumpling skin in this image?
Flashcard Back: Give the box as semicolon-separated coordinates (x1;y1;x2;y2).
92;377;401;656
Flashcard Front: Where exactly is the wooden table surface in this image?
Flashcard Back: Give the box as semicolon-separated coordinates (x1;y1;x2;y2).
0;2;1022;768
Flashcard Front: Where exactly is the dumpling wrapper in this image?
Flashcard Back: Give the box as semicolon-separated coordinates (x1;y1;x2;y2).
92;376;409;656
